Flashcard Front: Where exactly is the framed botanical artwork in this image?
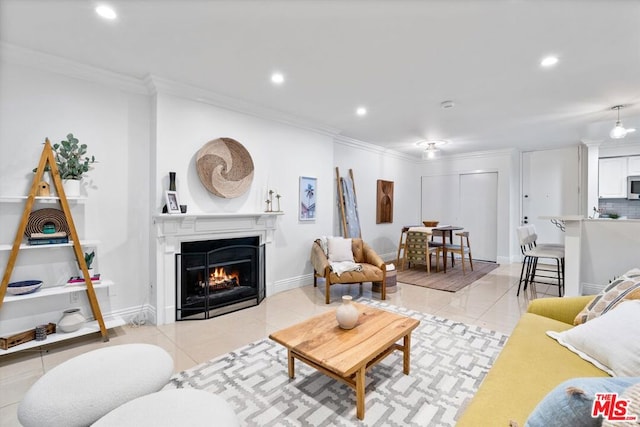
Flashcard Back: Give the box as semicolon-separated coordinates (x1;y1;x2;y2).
299;176;317;221
165;190;181;214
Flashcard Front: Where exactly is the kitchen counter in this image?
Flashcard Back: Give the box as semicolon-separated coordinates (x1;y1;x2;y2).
540;216;640;296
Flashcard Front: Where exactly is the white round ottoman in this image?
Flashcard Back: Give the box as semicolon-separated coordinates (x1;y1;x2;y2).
18;344;174;427
93;389;239;426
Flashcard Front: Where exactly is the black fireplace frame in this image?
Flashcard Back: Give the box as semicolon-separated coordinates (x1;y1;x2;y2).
175;237;265;320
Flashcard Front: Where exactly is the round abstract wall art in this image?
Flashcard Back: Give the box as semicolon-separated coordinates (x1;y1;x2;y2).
195;137;254;198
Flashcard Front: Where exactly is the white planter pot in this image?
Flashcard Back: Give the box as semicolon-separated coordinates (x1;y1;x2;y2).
62;179;82;197
58;308;85;333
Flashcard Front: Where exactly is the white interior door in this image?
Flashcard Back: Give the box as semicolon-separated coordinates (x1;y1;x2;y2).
459;172;498;262
422;172;497;262
522;147;581;244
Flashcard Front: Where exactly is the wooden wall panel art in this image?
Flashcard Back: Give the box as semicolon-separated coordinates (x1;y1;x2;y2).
376;180;394;224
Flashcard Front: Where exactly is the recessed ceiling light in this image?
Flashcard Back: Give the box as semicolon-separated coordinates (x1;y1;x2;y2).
356;107;367;116
540;56;559;67
95;5;117;20
271;72;285;85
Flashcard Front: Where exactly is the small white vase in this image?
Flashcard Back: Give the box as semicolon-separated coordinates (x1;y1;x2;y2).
336;295;359;330
62;179;81;197
58;308;85;333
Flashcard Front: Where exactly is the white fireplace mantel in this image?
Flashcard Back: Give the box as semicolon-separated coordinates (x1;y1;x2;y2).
152;212;283;324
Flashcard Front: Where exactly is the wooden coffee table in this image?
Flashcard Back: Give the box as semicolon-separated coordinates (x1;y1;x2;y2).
269;302;420;420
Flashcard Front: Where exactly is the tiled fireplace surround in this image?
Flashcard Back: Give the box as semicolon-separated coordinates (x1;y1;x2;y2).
153;213;280;325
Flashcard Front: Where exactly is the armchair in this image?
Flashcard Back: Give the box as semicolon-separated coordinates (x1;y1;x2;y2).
310;237;386;304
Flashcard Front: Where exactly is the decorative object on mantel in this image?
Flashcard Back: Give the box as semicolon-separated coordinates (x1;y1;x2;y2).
168;171;176;191
52;133;96;197
196;137;254;198
264;189;282;212
376;179;394;224
161;171;181;213
58;308;85;333
164;190;181;214
299;176;316;221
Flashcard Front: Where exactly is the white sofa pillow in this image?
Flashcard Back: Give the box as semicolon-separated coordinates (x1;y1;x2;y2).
327;237;354;263
547;300;640;377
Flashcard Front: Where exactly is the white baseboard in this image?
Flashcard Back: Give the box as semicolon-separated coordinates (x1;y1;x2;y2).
104;304;156;326
582;282;605;296
271;274;313;295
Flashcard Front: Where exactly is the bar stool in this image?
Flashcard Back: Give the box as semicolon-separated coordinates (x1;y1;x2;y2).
516;226;564;298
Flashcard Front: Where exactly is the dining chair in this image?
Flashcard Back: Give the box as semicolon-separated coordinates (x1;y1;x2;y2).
402;230;438;273
436;231;474;274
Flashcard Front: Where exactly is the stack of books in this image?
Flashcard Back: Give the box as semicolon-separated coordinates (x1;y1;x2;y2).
67;274;101;285
28;231;69;245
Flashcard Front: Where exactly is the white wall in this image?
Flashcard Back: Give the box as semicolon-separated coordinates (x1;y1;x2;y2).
151;90;338;294
580;219;640;293
0;59;151;333
334;139;421;261
416;150;520;263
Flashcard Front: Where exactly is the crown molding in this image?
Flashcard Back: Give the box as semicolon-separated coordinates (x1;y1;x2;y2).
145;75;342;138
333;135;420;162
0;42;149;95
422;147;517;163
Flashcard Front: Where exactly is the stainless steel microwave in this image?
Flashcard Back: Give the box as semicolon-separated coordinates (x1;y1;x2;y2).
629;176;640;199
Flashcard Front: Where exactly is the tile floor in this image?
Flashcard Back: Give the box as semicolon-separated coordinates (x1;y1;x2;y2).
0;262;553;426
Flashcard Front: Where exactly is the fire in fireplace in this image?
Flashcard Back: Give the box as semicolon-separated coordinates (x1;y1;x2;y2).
176;236;265;320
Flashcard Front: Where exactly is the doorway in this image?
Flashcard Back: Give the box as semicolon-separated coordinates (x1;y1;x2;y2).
521;147;581;244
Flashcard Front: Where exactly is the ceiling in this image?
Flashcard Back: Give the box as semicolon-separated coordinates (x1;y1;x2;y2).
1;0;639;157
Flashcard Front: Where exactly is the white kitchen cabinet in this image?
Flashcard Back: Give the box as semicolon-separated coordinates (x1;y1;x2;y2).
599;157;627;198
628;156;640;175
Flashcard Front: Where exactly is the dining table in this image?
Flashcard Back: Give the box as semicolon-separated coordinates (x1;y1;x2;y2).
432;225;464;273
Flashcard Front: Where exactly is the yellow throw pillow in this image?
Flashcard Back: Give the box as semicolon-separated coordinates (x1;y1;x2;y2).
574;268;640;325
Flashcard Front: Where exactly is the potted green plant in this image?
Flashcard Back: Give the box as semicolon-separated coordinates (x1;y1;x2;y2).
80;251;96;277
52;133;96;196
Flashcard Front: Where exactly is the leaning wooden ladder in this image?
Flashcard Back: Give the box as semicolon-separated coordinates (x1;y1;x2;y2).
0;139;108;340
336;167;362;238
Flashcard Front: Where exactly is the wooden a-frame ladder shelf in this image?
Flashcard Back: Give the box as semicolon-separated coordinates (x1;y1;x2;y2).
0;139;108;341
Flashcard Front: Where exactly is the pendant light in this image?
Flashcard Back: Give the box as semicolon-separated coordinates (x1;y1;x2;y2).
610;105;636;139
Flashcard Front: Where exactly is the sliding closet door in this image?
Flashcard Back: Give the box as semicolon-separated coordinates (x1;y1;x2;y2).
459;172;498;262
422;172;498;262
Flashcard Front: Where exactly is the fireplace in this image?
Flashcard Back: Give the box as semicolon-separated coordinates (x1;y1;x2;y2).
176;236;265;320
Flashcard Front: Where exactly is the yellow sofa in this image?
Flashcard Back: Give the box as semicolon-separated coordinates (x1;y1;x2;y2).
457;295;608;426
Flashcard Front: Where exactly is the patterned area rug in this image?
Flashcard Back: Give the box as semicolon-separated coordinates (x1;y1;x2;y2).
396;260;499;292
166;299;508;426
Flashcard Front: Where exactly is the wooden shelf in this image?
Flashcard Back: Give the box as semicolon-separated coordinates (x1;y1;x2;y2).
0;316;125;355
2;280;113;303
0;240;100;252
